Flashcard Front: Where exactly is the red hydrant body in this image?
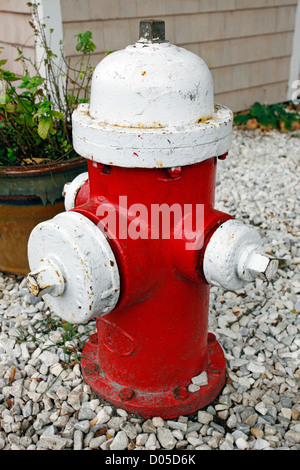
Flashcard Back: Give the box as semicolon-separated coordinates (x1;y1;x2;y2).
75;159;231;418
26;20;278;419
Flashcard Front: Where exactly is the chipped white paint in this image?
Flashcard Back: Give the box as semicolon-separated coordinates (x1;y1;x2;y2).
27;211;120;324
203;219;278;291
72;103;232;168
72;37;232;169
63;172;89;211
90;41;214;128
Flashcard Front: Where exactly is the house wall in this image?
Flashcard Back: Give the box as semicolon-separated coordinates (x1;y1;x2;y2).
0;0;35;73
0;0;299;111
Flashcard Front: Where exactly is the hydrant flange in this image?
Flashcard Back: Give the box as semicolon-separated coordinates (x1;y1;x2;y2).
72;103;233;169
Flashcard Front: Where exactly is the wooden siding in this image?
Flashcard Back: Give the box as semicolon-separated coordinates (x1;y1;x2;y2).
0;1;33;75
60;0;298;111
0;0;298;111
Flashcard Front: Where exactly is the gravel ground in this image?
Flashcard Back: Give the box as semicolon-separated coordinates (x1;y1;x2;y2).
0;128;299;451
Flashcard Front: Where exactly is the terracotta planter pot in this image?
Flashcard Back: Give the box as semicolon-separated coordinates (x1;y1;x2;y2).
0;158;87;275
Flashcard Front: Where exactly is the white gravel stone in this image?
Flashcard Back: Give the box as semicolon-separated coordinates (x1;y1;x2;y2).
95;408;110;424
157;427;176;450
236;437;249;450
67;389;81;406
285;430;300;443
39;351;60;367
281;408;292;420
255;402;269;416
220;440;234;450
49;363;63;376
39;435;68;450
152;416;165;427
247;362;266;374
191;371;208;386
167;420;188;432
109;431;129;450
120;421;138;439
73;430;83;450
116;408;128;417
188;384;200;393
145;433;156;448
197;411;214;424
107;416;126;430
136;433;148;446
100;438;113;450
56;385;68;401
187;435;202;447
253;438;271;450
89;435;107;449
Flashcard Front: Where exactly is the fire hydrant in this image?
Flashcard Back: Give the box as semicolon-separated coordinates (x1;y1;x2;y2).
26;20;278;419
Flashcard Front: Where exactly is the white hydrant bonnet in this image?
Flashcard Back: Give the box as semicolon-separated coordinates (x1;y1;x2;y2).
90;22;214;128
72;20;233;168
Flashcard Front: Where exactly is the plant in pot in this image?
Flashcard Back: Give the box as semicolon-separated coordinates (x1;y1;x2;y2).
0;3;96;275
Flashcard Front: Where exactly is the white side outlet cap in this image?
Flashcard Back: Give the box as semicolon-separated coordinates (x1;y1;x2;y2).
27;211;120;323
203;219;278;291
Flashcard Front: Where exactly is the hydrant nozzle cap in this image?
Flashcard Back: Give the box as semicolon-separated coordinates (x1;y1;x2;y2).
138;19;166;43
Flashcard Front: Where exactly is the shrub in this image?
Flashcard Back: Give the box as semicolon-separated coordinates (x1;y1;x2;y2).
0;1;96;166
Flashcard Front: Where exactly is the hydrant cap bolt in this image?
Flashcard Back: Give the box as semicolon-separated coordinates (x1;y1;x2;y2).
27;259;65;298
139;19;166;43
244;252;279;282
27;274;41;297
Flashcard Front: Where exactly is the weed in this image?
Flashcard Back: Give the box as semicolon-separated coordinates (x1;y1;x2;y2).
234;102;300;132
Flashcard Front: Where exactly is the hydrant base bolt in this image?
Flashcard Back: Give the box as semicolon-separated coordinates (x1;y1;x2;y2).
84;362;100;376
119;388;135;401
81;331;225;418
173;386;190;401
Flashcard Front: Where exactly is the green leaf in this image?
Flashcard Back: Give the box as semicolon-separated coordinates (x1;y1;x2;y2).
75;31;96;53
49;110;64;120
233;114;252;125
16;98;35;114
5;102;16;113
0;93;9;105
7;148;17;163
38;116;52;139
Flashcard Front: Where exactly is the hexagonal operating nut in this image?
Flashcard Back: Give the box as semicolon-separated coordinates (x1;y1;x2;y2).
244;252;279;282
27;259;65;298
138;19;166;43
